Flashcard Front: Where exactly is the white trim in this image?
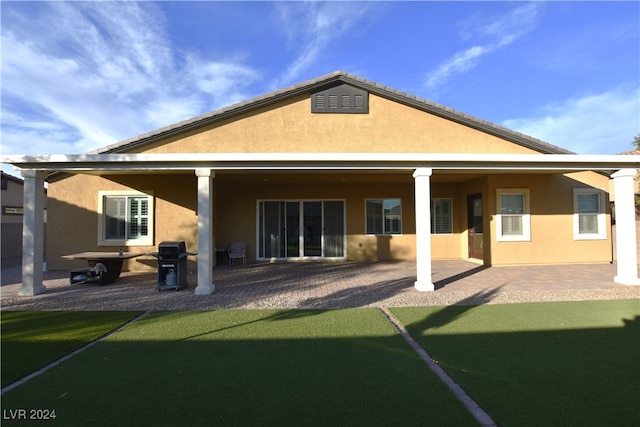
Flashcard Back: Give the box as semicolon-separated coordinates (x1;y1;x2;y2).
496;189;531;242
19;170;48;296
413;168;434;291
573;188;607;240
195;169;215;294
612;169;640;285
97;190;154;247
3;153;639;172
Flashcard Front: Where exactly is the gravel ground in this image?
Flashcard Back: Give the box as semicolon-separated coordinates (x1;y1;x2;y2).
2;258;639;311
2;276;638;311
2;289;638;311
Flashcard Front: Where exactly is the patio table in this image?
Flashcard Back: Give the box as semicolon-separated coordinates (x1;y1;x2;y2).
62;251;144;285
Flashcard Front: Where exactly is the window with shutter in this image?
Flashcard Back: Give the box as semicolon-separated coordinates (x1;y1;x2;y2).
105;197;126;239
432;198;452;234
501;215;523;236
573;189;606;240
500;194;524;236
496;189;530;242
99;191;154;246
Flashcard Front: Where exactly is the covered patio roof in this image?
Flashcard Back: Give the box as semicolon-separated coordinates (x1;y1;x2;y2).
2;152;638;176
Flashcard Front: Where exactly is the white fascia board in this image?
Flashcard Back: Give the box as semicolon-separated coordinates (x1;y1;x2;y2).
2;153;639;172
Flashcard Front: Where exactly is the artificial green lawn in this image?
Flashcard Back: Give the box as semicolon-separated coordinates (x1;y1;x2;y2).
1;311;142;388
1;309;478;427
391;299;640;427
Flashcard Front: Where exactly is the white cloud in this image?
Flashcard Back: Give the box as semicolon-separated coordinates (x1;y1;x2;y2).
272;2;381;88
425;3;543;92
184;57;262;109
1;110;82;155
1;2;261;155
502;86;640;154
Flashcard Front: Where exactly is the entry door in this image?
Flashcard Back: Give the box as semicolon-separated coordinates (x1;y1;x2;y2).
467;194;484;260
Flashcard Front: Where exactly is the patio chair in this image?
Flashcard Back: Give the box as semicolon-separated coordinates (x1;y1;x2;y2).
228;241;247;266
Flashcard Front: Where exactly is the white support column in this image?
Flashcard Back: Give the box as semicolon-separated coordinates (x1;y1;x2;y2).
413;168;434;291
612;169;640;285
19;170;48;296
195;169;215;295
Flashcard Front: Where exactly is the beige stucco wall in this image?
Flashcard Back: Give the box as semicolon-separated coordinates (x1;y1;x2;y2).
214;176;418;262
45;90;613;270
48;167;611;270
138;94;538;155
47;169;613;271
487;171;611;265
47;173;198;271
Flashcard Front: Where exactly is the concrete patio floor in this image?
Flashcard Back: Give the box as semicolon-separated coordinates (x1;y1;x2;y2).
1;258;638;311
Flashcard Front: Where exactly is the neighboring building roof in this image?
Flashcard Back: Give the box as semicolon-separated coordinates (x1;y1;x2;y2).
91;70;574;156
1;171;24;185
618;149;640;156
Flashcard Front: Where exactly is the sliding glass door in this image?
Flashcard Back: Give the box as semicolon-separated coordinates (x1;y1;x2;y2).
258;200;344;259
323;201;345;257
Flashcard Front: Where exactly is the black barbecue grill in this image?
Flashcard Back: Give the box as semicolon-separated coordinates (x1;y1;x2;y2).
152;241;192;291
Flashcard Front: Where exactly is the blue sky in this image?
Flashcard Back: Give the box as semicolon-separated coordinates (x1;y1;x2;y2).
2;1;639;176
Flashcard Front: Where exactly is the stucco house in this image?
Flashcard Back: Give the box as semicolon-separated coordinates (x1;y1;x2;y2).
3;71;639;296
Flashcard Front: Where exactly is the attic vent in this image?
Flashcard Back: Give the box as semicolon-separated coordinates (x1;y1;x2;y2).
354;95;364;109
328;94;338;109
311;84;369;114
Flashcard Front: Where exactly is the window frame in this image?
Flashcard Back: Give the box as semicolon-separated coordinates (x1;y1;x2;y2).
431;198;453;234
496;189;531;242
365;198;402;235
573;188;607;240
97;190;154;246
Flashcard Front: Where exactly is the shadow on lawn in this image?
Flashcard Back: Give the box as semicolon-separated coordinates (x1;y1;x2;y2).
178;309;329;340
3;308;637;426
399;311;640;426
396;288;500;331
402;287;504;333
178;286;503;340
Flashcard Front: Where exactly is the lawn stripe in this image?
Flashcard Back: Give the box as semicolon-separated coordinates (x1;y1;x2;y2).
0;310;150;395
379;307;497;427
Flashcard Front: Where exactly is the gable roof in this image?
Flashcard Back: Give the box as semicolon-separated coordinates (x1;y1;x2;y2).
93;70;572;155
